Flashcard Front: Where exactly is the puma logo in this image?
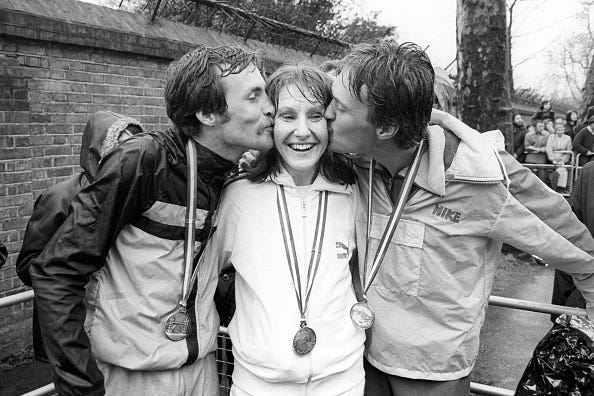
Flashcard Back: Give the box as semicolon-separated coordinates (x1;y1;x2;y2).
336;241;348;259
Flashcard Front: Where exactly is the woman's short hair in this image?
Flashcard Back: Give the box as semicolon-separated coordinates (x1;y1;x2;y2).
247;64;356;185
164;46;259;137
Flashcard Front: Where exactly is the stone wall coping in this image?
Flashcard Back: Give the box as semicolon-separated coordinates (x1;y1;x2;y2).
0;0;331;64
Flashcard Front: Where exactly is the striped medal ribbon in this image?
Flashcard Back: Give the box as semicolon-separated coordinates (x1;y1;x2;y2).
277;185;329;356
164;138;199;341
350;139;426;329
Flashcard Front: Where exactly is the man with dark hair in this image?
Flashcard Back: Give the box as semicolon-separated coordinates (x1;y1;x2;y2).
524;119;549;164
31;46;274;395
325;40;594;395
573;115;594;166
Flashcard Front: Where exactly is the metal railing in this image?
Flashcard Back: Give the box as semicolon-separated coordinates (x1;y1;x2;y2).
522;150;575;196
1;290;588;396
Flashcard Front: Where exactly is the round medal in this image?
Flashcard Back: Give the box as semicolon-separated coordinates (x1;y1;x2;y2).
293;326;317;356
350;301;375;329
164;310;191;341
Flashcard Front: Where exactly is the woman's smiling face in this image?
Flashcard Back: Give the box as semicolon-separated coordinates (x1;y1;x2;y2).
273;83;328;185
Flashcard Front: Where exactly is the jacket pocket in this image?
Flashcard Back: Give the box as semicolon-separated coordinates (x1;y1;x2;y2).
368;213;425;296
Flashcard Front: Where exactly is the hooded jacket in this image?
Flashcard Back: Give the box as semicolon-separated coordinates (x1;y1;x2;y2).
29;127;234;396
17;111;142;286
203;169;365;395
16;111;142;364
16;111;142;362
355;121;594;381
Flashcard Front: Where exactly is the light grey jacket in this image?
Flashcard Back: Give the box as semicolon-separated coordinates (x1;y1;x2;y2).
355;123;594;380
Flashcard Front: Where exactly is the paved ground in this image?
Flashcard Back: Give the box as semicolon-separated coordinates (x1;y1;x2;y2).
1;252;556;395
471;251;555;393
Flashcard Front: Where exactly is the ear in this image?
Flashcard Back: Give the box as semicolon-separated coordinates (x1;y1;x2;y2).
376;123;399;141
196;111;216;127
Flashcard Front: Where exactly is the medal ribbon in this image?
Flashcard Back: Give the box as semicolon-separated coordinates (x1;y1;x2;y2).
277;186;328;323
362;139;426;296
179;138;198;309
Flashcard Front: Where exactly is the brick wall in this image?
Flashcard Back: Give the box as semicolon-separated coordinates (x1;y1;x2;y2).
0;0;329;358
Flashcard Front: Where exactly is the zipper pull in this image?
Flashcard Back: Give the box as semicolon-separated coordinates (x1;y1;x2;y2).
301;199;307;217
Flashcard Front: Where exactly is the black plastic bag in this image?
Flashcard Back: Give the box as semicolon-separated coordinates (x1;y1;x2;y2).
516;315;594;395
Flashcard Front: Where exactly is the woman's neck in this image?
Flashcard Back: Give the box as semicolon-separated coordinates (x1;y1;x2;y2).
285;165;319;186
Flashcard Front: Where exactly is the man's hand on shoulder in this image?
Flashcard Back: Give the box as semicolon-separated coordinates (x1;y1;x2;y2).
428;108;452;128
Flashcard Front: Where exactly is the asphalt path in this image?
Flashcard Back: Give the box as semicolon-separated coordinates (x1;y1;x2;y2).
0;252;557;396
471;252;555;393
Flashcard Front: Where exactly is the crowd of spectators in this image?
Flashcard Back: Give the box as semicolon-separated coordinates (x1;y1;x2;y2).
510;100;594;190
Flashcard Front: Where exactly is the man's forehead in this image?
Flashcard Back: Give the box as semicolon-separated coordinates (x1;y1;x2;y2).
221;64;264;89
334;69;368;106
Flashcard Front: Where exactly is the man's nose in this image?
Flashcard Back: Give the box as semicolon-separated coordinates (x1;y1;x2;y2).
325;101;336;121
263;95;275;118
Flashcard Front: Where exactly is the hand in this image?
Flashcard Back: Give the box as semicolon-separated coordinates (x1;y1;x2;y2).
239;150;259;171
429;108;451;128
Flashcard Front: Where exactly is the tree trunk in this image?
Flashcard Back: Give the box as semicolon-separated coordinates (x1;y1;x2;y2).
457;0;512;144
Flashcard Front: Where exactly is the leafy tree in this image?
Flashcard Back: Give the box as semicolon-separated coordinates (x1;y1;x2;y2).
141;0;395;56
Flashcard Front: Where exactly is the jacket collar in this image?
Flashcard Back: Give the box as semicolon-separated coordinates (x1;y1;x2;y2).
353;125;506;197
269;165;353;195
152;129;236;178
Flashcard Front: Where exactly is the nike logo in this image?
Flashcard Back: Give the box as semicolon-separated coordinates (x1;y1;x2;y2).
432;203;462;223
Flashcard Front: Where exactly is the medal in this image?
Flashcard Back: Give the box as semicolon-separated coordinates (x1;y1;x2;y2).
351;140;426;329
277;186;328;356
293;323;317;356
165;306;191;341
350;301;375;329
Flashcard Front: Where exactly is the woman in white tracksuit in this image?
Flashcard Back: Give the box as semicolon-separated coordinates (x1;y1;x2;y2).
202;65;365;395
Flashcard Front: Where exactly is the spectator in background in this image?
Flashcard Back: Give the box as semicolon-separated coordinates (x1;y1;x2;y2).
512;114;527;162
16;111;143;363
546;123;572;191
524;119;549;163
573;115;594;166
576;105;594;133
545;119;555;135
532;99;555;123
550;161;593;322
565;110;579;140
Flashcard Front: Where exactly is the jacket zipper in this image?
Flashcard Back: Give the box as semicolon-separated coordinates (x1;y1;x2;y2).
446;178;502;185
